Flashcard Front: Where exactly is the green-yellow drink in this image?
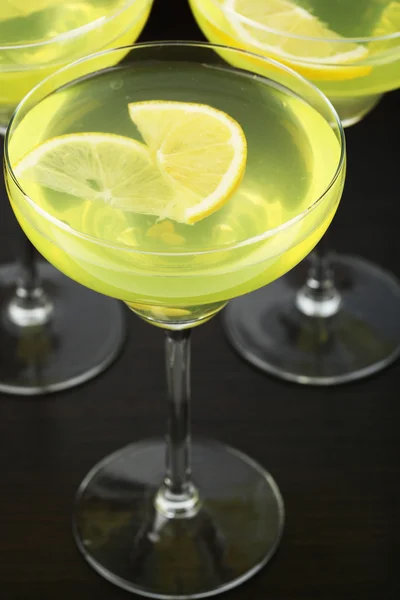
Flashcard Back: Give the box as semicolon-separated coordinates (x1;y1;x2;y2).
4;44;346;595
190;0;400;125
0;0;152;126
6;49;344;326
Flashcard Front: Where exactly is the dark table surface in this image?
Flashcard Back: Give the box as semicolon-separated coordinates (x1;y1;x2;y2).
1;1;399;599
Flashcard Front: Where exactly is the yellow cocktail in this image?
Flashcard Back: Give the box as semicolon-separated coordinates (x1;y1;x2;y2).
5;42;346;597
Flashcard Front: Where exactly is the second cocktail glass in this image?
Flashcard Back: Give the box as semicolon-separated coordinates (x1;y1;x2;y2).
5;42;345;597
0;0;153;394
190;0;400;384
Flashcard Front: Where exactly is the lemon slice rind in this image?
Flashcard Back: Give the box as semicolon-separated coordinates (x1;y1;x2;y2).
224;0;370;80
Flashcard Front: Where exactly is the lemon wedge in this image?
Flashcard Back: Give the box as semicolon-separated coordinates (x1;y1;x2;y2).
224;0;371;80
128;100;247;223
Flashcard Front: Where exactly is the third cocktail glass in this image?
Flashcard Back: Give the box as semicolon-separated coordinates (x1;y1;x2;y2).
190;0;400;384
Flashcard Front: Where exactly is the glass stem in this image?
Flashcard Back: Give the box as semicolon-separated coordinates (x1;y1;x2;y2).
296;234;341;318
18;235;40;292
2;131;52;327
7;230;53;328
155;329;200;519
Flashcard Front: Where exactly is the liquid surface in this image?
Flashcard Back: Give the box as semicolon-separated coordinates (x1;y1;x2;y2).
7;60;344;319
0;0;152;125
190;0;400;124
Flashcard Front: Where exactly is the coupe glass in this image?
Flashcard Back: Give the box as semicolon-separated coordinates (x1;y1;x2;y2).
5;42;345;597
0;0;154;394
190;0;400;384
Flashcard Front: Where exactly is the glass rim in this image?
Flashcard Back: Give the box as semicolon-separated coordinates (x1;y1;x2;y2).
5;40;346;258
0;0;145;52
220;1;400;45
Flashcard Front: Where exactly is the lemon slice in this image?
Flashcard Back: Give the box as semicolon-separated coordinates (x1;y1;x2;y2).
14;132;176;218
225;0;371;80
15;103;246;225
374;1;400;35
128;101;247;224
372;1;400;51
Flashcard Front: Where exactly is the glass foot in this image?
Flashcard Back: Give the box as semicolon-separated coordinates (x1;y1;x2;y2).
0;261;126;395
73;439;284;599
223;255;400;385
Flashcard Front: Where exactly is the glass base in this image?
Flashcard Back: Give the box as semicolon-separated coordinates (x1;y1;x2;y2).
0;261;126;395
223;255;400;386
73;439;284;599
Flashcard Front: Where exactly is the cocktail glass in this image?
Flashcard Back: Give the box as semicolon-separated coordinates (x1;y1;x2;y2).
0;0;153;394
5;42;345;597
190;0;400;384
